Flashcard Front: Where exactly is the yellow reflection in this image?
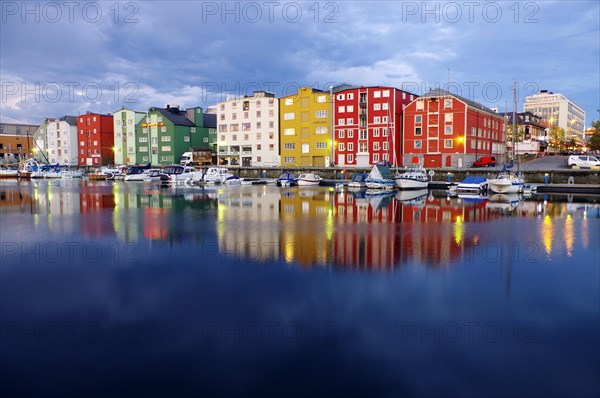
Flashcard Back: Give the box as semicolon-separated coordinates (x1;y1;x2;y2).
541;215;553;256
581;212;589;249
564;215;574;257
454;216;464;245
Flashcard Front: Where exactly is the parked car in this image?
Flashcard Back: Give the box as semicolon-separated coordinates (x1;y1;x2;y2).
472;156;496;167
566;155;600;168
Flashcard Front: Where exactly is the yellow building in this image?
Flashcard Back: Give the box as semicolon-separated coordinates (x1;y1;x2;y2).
279;87;332;167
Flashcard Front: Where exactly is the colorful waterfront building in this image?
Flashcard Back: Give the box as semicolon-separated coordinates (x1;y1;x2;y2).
403;88;507;168
44;116;78;165
333;85;417;167
215;91;280;166
135;105;210;165
77;112;114;166
113;107;146;165
0;122;36;164
279;87;332;167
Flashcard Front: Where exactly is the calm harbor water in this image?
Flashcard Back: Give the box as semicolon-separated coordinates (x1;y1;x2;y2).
1;180;599;397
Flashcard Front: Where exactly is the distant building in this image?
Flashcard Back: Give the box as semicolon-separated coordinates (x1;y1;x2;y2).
333;85;417;167
279;87;331;167
113;107;146;165
403;88;506;168
216;91;280;166
524;90;586;142
0;122;36;164
77;112;115;166
497;111;548;154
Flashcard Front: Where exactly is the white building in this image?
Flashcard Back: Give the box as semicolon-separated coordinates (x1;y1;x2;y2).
216;91;280;167
113;107;146;165
44;116;78;165
524;90;586;142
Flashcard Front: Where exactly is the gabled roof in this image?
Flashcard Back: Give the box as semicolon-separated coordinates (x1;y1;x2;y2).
421;88;498;115
152;107;195;127
60;116;78;126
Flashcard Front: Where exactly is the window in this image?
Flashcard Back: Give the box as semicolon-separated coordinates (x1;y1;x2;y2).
257;132;261;139
285;98;294;106
415;127;422;136
383;90;390;98
373;142;380;150
347;118;354;124
338;106;345;113
256;122;262;129
374;91;381;98
232;113;237;120
232;135;237;141
316;142;327;149
444;139;453;148
284;112;295;120
347;106;354;112
415;115;422;124
444;99;452;109
445;126;452;135
373;154;380;162
416;101;424;111
373;129;380;137
374;103;381;110
414;140;422;149
338;119;345;126
242;123;251;131
348;143;354;151
347;154;354;162
284;156;296;164
161;136;171;142
184;136;190;142
382;128;388;137
203;137;208;143
161;126;166;132
317;95;327;103
359;142;367;152
337;94;345;101
140;146;148;152
230;124;239;132
190;127;196;133
347;93;354;100
382;103;389;110
256;144;261;150
316;126;328;135
256;111;261;117
383;142;388;150
359;130;367;140
80;141;85;146
382;116;388;123
316;110;328;118
445;113;453;123
338;130;345;138
338;143;345;151
348;130;354;138
219;125;227;132
284;143;295;150
283;128;296;136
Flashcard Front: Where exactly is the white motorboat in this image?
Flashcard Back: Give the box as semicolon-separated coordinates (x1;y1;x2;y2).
0;167;19;178
488;167;525;194
60;169;84;179
164;165;196;184
142;169;169;183
124;164;156;181
456;176;488;193
191;167;240;185
395;167;429;190
297;173;322;186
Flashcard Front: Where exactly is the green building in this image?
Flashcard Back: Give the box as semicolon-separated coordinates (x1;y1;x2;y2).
135;105;212;165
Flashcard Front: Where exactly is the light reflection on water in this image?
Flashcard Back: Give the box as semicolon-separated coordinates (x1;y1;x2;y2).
1;180;599;270
1;180;599;397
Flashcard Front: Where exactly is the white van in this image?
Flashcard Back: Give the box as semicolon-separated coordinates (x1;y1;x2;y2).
567;155;600;168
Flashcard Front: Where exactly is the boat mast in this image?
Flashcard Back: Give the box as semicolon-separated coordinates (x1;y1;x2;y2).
512;82;517;168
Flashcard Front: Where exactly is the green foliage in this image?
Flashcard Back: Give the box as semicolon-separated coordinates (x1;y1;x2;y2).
548;126;566;148
588;120;600;151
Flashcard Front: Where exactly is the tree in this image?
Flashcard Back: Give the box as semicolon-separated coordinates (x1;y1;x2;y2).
548;125;566;149
588;120;600;151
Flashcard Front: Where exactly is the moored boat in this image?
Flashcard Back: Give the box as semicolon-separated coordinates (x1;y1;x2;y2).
276;172;298;187
164;165;196;184
297;173;322;187
395;167;429;190
365;164;396;190
457;176;488;193
488;167;525;194
348;173;367;189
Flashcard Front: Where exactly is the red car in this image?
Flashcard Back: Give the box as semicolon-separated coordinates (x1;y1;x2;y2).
472;156;496;167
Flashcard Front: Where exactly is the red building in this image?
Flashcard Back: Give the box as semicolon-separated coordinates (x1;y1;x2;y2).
333;86;417;167
402;88;506;168
77;112;114;166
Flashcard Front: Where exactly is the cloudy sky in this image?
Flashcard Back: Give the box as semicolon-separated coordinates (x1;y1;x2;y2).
1;0;598;125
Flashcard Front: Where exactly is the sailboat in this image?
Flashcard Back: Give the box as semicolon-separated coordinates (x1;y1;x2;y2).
488;82;525;194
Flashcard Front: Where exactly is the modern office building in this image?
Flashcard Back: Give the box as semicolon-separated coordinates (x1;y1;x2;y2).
524;90;586;142
216;91;280;166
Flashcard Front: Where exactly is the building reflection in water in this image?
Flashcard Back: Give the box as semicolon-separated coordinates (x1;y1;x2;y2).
1;181;598;270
